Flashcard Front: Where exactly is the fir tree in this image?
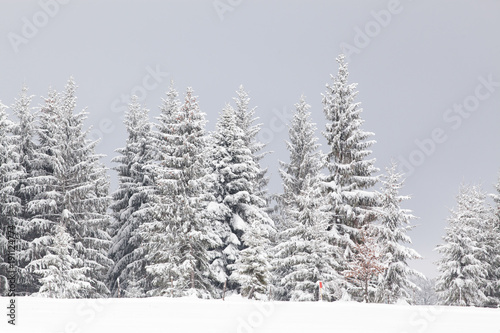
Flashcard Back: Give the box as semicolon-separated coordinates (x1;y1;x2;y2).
10;86;43;295
141;86;220;298
57;78;112;297
321;54;379;296
274;178;342;301
135;84;181;297
23;89;62;295
374;162;423;304
273;96;342;301
26;79;112;297
0;101;19;294
108;96;155;297
484;175;500;307
208;104;274;295
232;86;269;196
278;96;324;218
322;54;379;236
31;224;92;298
436;185;490;306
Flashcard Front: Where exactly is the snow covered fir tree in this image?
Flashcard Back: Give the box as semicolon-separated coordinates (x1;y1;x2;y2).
137;86;222;298
487;176;500;306
436;184;499;307
30;224;93;298
108;96;155;297
273;96;342;301
321;54;380;300
9;86;42;295
208;102;274;299
233;86;269;199
0;55;498;307
48;79;112;298
0;101;18;294
2;79;112;298
373;162;423;304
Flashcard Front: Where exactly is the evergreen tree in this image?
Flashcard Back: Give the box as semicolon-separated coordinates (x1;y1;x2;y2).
322;54;379;238
274;178;342;301
484;175;500;307
208;104;274;295
0;101;19;294
278;96;324;218
23;89;63;295
374;162;423;304
435;185;490;306
273;96;342;301
26;79;112;297
233;86;269;198
108;96;155;297
229;213;272;300
135;84;181;297
140;86;220;298
10;86;44;295
31;224;92;298
321;54;379;296
57;78;112;297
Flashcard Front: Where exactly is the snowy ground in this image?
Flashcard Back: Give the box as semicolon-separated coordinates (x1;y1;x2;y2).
1;295;499;333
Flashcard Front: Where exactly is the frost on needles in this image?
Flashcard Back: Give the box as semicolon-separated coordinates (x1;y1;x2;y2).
5;56;498;306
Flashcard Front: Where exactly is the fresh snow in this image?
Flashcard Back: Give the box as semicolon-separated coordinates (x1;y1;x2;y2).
1;296;498;332
231;214;246;231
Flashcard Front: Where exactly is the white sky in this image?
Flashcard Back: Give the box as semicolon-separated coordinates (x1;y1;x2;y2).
1;0;499;278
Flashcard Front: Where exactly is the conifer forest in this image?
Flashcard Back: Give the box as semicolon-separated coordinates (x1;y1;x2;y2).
1;55;499;308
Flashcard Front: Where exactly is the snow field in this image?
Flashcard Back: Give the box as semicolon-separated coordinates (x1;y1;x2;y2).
2;296;499;333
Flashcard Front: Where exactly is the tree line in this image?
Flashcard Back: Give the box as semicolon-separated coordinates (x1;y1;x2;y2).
0;55;498;306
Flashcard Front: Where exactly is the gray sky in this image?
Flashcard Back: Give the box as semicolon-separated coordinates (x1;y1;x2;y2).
1;0;499;278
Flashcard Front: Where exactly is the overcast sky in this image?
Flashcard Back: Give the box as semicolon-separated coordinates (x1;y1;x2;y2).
1;0;499;278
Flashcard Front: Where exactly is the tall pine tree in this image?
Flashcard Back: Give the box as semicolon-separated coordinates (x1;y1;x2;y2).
58;78;112;297
208;103;274;297
322;54;379;235
108;96;155;297
273;96;342;301
24;89;62;295
322;54;379;297
11;85;44;295
26;79;112;298
0;101;19;295
140;86;220;298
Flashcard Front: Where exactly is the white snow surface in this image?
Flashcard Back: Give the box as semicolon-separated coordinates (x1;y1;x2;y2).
2;296;498;332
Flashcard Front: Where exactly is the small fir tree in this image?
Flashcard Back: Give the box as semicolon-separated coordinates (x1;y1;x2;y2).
435;185;490;306
374;162;423;304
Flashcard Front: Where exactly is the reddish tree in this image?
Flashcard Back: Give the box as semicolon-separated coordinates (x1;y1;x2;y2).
344;229;385;302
